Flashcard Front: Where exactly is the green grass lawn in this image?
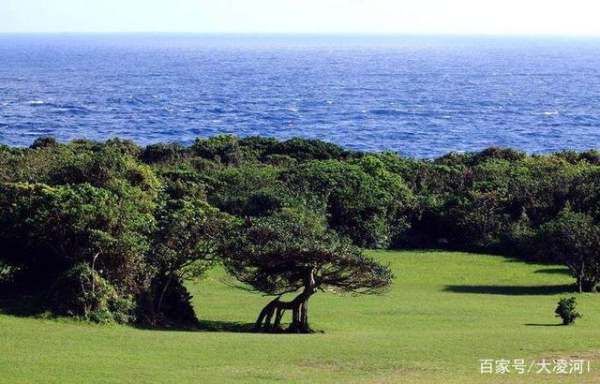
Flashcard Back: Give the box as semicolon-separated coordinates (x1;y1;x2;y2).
2;250;600;383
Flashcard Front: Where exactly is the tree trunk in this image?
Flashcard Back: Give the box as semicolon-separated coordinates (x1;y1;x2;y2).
254;297;279;331
580;278;596;293
273;307;285;329
155;273;174;324
578;260;585;293
254;267;317;333
288;298;312;333
297;298;310;333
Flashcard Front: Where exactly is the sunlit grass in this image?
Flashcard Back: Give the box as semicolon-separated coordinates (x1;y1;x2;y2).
2;250;600;383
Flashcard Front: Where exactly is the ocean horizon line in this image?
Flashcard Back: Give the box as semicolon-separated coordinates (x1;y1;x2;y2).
2;32;600;40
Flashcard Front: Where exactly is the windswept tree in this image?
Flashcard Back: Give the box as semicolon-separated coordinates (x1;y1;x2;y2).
222;209;393;333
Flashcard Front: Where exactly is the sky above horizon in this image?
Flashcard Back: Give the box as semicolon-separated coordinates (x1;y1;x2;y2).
3;0;600;36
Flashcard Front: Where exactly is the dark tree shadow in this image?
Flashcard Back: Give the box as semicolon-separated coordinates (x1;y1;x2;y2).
196;320;322;334
444;284;575;296
131;319;258;333
504;258;562;267
534;268;571;275
524;323;563;327
197;320;257;333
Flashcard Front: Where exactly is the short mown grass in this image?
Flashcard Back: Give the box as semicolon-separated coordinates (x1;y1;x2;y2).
2;250;600;383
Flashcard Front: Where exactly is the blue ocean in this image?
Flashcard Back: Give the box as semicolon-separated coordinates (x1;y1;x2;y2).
1;34;600;158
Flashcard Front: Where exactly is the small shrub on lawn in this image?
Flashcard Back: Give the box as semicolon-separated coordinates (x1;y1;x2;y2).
555;297;582;325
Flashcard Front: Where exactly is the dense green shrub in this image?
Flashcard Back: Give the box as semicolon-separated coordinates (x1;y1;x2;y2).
282;158;414;248
30;136;58;149
49;263;136;323
141;277;199;328
205;165;293;217
142;143;187;164
555;297;582;325
270;137;350;161
0;182;156;292
537;207;600;292
192;135;243;165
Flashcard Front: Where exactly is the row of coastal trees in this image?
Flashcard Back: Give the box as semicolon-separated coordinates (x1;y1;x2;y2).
1;136;600;331
0;137;392;331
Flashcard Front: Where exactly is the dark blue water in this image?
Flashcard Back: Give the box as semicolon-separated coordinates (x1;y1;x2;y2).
1;34;600;158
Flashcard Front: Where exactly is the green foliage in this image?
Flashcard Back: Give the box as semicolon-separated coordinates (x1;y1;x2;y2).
268;137;349;161
151;198;229;280
191;135;351;165
0;141;162;323
205;165;294;218
192;135;243;165
142;191;233;326
4;135;600;327
0;182;155;292
555;297;582;325
223;208;393;296
49;263;136;324
142;143;187;163
538;207;600;292
283;158;414;248
30;136;58;149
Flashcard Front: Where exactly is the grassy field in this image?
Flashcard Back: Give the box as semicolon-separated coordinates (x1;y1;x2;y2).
2;250;600;383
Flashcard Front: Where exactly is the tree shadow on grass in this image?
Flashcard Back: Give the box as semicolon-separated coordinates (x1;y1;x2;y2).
524;323;563;327
138;320;319;334
196;320;257;333
444;284;575;296
196;320;322;334
534;267;571;275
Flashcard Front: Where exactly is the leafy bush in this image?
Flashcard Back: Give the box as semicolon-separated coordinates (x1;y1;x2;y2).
271;138;349;161
192;135;242;165
142;143;187;163
30;136;58;149
0;182;156;293
49;263;135;324
282;159;414;248
538;207;600;292
555;297;582;325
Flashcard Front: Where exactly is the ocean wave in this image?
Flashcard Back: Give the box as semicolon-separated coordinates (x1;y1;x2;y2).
532;111;560;116
369;109;410;117
51;105;92;116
